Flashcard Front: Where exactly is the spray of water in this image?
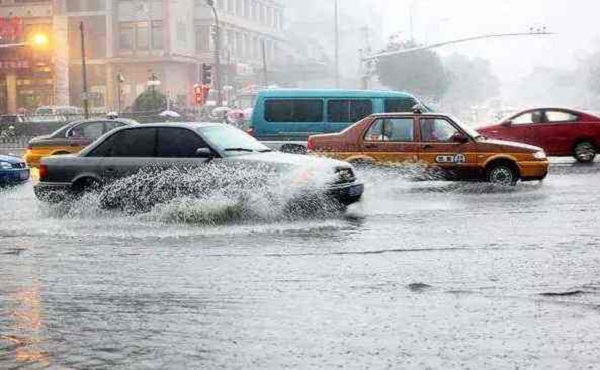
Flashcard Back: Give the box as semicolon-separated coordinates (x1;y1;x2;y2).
40;162;346;224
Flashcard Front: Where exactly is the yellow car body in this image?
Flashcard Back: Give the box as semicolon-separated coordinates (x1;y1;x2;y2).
24;118;136;168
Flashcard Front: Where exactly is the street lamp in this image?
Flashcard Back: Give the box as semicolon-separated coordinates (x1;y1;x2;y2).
334;0;340;88
360;28;556;88
79;21;90;119
0;32;50;49
205;0;223;106
31;33;49;48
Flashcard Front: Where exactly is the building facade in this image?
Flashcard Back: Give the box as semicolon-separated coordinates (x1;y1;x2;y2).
0;0;285;114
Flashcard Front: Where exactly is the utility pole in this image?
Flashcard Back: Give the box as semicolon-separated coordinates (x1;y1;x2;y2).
261;40;268;87
206;0;223;106
116;72;124;114
79;21;90;119
409;0;416;42
334;0;340;88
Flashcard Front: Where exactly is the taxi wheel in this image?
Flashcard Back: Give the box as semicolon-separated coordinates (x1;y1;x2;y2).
486;163;518;186
574;141;596;163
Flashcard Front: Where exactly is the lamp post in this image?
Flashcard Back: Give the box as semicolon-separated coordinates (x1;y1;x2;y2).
205;0;223;106
79;21;90;119
334;0;340;88
360;29;555;88
116;72;124;114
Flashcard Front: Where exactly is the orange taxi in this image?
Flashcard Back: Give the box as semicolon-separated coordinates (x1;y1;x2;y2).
24;118;136;168
307;111;549;185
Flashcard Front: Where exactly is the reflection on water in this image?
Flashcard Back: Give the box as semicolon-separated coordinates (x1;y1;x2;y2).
2;283;50;367
2;166;600;368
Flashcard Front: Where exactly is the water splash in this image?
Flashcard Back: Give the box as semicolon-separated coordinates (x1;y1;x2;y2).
40;162;345;225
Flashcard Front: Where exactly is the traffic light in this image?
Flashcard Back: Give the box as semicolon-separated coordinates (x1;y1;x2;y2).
201;63;212;85
193;84;203;105
193;84;210;106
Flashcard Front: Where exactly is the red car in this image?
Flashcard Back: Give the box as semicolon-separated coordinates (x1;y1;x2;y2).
478;108;600;163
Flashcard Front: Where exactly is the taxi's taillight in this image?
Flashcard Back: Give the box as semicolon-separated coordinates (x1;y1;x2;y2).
39;164;48;181
307;137;315;151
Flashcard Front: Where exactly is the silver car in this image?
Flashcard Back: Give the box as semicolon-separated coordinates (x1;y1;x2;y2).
34;123;364;210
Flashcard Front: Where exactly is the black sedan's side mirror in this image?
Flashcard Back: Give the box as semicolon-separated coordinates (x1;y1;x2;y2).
195;147;215;158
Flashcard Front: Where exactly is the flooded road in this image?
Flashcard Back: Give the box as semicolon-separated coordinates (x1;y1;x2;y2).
2;162;600;369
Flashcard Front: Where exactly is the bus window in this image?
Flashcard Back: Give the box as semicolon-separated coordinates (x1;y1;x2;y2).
384;98;418;113
265;99;324;122
327;100;373;123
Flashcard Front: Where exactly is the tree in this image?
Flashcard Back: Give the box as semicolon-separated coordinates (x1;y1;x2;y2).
583;50;600;95
443;54;500;106
376;37;450;98
133;89;167;112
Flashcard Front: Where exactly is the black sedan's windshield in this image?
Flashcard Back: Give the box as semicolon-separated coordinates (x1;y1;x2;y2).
198;125;271;156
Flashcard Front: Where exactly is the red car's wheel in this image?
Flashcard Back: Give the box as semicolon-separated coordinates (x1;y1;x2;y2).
574;141;596;163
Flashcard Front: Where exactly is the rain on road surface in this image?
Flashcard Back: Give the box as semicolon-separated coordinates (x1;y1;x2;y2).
1;161;600;369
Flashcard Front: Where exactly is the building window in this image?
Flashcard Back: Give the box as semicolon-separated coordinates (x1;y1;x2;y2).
242;33;248;58
235;32;242;58
136;22;149;49
177;21;187;45
195;25;210;52
251;36;257;60
244;0;250;18
251;0;257;20
260;4;266;23
119;22;134;50
152;21;163;49
227;29;235;57
66;0;105;11
227;0;234;13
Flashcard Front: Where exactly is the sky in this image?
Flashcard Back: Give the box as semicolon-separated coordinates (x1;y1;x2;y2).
380;0;600;86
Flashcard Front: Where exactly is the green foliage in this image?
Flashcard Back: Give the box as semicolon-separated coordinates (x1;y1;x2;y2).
376;38;450;97
585;51;600;95
133;89;167;112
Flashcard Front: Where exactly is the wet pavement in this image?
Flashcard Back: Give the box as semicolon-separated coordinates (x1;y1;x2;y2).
2;161;600;369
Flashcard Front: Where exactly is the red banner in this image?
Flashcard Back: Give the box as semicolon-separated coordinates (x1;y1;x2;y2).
0;17;23;43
